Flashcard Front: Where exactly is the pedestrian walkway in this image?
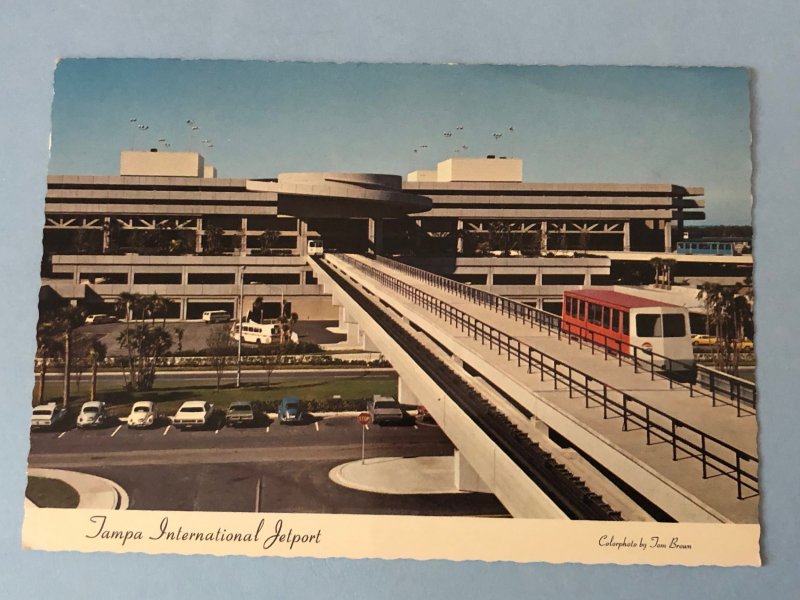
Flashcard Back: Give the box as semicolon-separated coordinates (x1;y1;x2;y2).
330;456;460;494
328;254;759;523
27;468;129;510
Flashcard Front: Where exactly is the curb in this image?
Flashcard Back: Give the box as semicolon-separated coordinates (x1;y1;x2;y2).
27;468;129;510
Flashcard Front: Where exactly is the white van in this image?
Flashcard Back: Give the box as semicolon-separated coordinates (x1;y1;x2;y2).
202;310;231;323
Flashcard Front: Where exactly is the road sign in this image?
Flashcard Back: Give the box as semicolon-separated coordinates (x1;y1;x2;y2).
357;412;371;464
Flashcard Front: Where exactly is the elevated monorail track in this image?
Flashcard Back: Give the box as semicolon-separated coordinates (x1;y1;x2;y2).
313;256;623;521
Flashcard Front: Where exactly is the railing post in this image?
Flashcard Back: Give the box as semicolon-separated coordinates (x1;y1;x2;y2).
603;384;608;419
585;376;591;408
736;382;742;417
623;394;628;431
711;372;717;407
568;367;573;398
671;421;678;461
736;453;743;499
528;347;532;374
633;347;638;374
668;360;674;389
645;406;651;445
553;360;558;389
650;352;655;380
701;436;707;479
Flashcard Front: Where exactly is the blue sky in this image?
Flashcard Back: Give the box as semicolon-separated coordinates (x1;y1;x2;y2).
49;60;752;224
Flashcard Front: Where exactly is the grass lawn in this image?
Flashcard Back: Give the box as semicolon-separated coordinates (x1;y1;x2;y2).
34;375;398;416
26;476;80;508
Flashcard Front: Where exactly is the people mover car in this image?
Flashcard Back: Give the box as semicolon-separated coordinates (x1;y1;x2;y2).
127;400;157;429
76;401;108;428
367;395;404;425
278;397;304;424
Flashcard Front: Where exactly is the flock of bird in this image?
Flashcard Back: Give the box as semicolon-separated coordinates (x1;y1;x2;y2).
128;117;213;151
412;125;514;155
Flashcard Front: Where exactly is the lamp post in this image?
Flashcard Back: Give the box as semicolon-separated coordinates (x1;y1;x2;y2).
236;266;246;388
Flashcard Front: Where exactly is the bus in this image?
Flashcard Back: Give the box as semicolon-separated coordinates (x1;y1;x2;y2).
230;320;282;344
561;289;694;371
307;239;324;256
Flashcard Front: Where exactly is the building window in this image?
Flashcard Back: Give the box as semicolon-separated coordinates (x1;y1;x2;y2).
133;272;182;284
187;273;236;285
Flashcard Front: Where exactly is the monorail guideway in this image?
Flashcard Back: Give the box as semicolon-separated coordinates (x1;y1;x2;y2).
312;256;623;521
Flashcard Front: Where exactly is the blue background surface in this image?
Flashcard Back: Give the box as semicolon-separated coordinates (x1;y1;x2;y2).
1;1;798;598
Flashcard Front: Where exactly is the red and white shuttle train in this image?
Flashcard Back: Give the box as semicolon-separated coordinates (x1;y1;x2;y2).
561;289;695;371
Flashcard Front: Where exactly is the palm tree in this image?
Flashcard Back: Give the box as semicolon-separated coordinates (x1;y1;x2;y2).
696;282;722;336
87;339;107;402
52;305;87;408
649;257;664;288
35;321;62;405
115;292;142;388
662;258;677;289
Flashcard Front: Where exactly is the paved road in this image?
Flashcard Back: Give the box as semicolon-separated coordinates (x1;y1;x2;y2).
29;416;507;516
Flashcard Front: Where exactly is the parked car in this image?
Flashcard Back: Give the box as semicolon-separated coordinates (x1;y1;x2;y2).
172;400;215;430
31;402;68;430
202;310;231;323
691;334;718;347
85;314;118;325
76;401;108;428
127;400;157;429
691;334;754;350
226;400;265;427
367;395;404;425
278;397;304;424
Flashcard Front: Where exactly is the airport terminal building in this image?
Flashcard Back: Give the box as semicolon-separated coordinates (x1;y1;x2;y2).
42;149;743;320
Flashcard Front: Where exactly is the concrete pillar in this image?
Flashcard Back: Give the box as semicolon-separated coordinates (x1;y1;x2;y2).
456;219;464;254
398;377;420;406
179;298;187;320
454;450;492;493
540;221;548;252
195;217;203;254
584;271;592;286
297;220;308;256
102;217;110;252
367;217;383;254
240;217;248;255
663;220;672;252
623;221;631;252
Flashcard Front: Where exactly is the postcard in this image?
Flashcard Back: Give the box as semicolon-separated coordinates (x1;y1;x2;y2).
24;61;758;566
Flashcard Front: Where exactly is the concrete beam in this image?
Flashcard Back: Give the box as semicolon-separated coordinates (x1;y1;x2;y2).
309;256;567;519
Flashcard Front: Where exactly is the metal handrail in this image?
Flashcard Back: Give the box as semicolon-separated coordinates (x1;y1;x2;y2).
373;254;757;414
333;253;759;499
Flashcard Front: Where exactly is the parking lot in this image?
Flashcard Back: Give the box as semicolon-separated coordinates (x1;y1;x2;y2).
28;415;508;516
